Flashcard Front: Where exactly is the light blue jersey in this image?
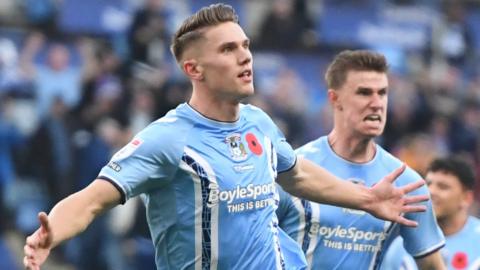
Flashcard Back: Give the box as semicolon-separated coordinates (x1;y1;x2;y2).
276;136;445;270
98;103;307;270
382;216;480;270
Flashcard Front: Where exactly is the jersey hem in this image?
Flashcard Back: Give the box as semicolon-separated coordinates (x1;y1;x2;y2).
278;156;297;174
412;241;445;259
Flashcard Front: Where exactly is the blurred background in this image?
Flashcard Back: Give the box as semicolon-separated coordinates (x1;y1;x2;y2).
1;0;480;269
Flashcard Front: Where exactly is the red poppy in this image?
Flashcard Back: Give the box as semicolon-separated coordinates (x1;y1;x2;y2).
246;133;262;155
452;252;468;269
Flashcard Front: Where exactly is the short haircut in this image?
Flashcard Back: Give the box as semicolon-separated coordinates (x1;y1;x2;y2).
427;157;476;190
325;50;388;89
170;3;239;62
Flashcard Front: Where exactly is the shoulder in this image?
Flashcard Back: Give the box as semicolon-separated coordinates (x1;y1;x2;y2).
241;103;274;122
467;216;480;235
376;146;422;181
241;103;288;142
129;108;195;158
295;137;325;157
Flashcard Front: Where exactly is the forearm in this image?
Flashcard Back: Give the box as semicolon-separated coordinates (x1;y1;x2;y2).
277;157;373;210
47;180;120;248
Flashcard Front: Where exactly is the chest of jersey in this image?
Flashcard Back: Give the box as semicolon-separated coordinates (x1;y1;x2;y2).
179;124;279;215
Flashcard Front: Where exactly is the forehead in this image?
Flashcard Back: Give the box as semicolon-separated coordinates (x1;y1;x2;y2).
202;21;248;45
426;171;462;186
343;70;388;88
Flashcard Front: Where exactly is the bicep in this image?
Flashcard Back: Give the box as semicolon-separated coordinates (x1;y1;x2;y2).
80;179;122;215
415;251;446;270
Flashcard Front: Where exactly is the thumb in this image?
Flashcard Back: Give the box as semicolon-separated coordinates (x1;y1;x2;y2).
38;212;50;232
37;212;53;248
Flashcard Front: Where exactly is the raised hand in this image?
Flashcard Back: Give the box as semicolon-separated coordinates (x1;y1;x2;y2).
364;164;429;227
24;212;53;270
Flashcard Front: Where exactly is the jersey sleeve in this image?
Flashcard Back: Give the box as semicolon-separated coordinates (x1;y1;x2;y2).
380;237;418;270
245;105;296;173
98;118;187;203
399;168;445;258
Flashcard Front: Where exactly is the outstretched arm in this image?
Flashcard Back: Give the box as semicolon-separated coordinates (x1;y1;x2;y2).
23;179;122;270
277;157;428;227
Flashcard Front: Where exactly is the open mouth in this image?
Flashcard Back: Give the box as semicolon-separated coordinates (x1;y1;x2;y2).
363;114;381;122
238;69;252;79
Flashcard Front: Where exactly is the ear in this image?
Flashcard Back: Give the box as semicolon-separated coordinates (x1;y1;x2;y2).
462;190;474;208
327;89;342;111
183;59;204;81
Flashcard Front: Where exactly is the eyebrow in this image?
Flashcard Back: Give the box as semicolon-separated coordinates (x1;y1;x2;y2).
218;38;250;48
356;87;388;91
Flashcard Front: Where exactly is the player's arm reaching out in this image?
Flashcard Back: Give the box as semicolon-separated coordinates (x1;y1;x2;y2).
23;179;121;270
277;157;428;227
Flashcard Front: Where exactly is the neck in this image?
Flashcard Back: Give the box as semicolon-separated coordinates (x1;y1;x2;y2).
189;88;240;122
437;212;468;236
327;129;376;163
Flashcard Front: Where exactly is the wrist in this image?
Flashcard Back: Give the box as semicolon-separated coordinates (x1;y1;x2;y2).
358;185;375;213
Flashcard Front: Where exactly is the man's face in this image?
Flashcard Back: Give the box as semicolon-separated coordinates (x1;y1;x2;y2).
332;71;388;138
427;171;469;221
195;22;253;101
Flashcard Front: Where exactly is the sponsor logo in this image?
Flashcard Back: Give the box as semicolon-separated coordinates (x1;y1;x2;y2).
225;133;248;161
107;161;122;172
207;182;275;207
310;224;387;242
233;163;254;173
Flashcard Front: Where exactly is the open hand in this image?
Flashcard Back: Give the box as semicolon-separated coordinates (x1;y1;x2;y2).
365;164;429;227
24;212;53;270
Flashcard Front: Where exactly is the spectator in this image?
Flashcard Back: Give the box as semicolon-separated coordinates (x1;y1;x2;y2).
127;0;171;67
256;0;317;51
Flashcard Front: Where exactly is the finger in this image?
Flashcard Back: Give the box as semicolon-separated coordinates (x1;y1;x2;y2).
401;204;427;213
26;235;38;248
400;179;426;194
24;244;34;258
23;256;37;270
38;212;50;232
403;194;429;205
23;256;29;267
395;216;419;227
384;164;406;183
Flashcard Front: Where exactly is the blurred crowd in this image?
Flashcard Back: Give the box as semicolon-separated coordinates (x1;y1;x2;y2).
1;0;480;269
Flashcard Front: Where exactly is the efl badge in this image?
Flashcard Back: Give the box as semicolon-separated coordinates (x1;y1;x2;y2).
225;133;248;161
112;138;143;161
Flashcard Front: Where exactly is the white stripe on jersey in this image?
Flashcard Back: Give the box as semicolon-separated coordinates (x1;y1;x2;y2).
264;136;285;269
178;158;203;270
469;257;480;270
264;136;277;179
181;147;219;270
306;203;320;269
368;221;392;270
292;198;307;251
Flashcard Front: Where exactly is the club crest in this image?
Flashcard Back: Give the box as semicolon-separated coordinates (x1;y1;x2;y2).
225;133;248;161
